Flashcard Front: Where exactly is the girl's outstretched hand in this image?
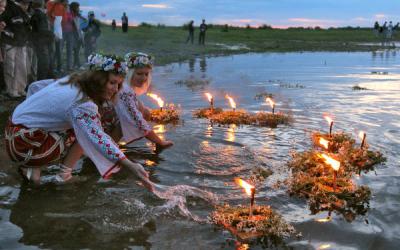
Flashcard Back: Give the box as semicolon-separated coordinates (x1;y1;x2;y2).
159;140;174;148
121;159;154;192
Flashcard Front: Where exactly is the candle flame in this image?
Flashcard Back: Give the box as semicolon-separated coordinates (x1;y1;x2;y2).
359;131;366;139
225;95;236;109
205;93;213;103
235;178;254;196
145;159;156;167
318;244;331;250
315;217;332;223
324;115;333;125
266;97;275;108
319;137;329;149
318;153;340;171
147;93;164;108
118;141;127;146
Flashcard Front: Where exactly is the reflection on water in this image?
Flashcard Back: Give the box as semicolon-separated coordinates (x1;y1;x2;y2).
200;56;207;73
188;58;195;73
1;51;400;249
226;124;236;142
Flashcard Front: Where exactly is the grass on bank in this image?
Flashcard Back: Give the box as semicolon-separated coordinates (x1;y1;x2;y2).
97;25;399;65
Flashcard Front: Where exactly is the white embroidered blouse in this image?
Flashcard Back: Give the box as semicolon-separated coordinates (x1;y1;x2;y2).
114;82;152;144
12;80;125;178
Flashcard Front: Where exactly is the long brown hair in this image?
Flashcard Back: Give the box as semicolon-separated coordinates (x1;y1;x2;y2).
67;70;122;104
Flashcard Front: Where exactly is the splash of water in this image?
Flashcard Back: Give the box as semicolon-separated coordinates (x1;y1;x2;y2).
151;184;219;222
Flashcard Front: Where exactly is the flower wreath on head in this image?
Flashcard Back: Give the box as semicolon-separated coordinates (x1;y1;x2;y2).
125;52;154;69
87;53;128;75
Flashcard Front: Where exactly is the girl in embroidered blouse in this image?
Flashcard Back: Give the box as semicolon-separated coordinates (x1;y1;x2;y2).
113;52;173;148
5;54;154;191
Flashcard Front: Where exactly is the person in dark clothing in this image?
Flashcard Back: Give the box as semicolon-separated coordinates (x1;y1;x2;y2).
30;0;54;80
0;0;7;92
111;19;116;31
69;1;83;69
373;21;379;37
121;12;128;33
83;11;101;58
198;19;207;45
0;0;31;97
185;20;194;44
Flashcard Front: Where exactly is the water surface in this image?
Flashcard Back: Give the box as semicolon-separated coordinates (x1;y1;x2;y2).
0;50;399;249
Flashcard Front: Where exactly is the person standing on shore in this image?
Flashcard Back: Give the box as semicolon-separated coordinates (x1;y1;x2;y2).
121;12;128;33
47;0;67;74
111;19;116;31
198;19;207;45
30;0;54;80
0;0;7;93
61;1;76;71
69;1;83;69
0;0;31;97
83;11;101;58
386;21;393;40
185;20;194;44
373;21;380;37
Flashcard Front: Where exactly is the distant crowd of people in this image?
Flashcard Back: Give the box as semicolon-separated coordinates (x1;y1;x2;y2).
185;19;207;45
374;21;399;40
0;0;101;98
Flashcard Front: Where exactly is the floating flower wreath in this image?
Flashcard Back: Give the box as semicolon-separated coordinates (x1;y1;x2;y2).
87;53;128;74
125;52;154;69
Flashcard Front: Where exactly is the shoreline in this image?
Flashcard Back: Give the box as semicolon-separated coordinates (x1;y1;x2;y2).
97;25;399;66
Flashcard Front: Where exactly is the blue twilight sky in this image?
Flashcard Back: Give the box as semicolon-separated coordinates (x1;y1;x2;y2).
78;0;400;28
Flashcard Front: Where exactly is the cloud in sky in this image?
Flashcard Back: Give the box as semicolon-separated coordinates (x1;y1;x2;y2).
142;4;171;9
287;18;342;27
374;14;386;19
78;0;400;27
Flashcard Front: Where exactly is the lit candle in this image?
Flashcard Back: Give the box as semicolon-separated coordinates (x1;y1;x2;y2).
324;116;334;137
359;131;367;149
205;92;214;109
319;153;340;192
266;97;275;114
147;93;164;111
225;95;236;111
319;137;329;150
235;178;255;217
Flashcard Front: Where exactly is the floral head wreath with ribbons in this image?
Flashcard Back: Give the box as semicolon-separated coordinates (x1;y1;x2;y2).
125;52;154;69
87;53;128;75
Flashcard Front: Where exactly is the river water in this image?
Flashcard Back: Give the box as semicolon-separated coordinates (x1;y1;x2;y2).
0;50;399;249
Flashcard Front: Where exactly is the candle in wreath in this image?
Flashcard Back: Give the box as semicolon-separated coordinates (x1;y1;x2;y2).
319;153;340;192
235;178;255;217
147;93;164;111
324;115;334;137
359;131;367;149
266;97;275;114
205;92;214;109
225;95;236;111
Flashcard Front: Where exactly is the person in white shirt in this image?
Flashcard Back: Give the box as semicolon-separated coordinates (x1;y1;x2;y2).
5;53;153;191
112;52;174;148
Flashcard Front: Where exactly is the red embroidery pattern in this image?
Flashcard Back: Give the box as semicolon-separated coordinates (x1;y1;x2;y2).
74;109;124;162
119;91;151;132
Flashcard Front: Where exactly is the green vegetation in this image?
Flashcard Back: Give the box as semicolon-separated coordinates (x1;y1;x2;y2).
97;24;398;65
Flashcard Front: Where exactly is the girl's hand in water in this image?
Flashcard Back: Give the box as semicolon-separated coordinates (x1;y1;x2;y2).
159;140;174;148
120;159;154;192
130;162;154;191
155;140;174;153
